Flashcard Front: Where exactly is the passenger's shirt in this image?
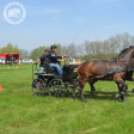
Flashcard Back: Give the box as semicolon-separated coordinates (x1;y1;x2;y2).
39;54;51;67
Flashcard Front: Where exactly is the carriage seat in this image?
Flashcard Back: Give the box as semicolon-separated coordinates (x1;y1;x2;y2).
42;63;57;74
62;65;79;81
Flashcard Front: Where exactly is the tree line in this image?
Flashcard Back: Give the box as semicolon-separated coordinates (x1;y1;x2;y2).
0;32;133;60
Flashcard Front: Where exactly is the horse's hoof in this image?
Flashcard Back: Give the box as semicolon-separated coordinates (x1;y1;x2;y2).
122;99;128;103
115;93;120;99
72;98;75;101
132;89;134;93
84;100;88;103
91;92;96;96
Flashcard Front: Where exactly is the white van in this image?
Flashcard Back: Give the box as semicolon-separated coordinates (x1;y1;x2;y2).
22;59;33;63
0;57;6;64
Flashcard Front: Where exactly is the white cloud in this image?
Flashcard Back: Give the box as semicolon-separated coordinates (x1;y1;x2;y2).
72;17;107;23
105;24;124;29
44;9;61;14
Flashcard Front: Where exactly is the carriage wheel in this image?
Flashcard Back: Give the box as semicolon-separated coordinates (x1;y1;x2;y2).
48;79;65;98
31;78;46;97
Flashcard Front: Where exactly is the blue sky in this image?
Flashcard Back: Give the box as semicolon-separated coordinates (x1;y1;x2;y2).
0;0;134;50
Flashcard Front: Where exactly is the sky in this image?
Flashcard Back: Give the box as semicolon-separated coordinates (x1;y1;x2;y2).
0;0;134;51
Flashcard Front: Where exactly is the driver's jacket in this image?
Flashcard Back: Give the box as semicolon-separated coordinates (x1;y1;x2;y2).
49;51;62;64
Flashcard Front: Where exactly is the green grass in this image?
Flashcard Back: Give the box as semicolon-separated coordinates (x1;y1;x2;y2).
0;64;134;134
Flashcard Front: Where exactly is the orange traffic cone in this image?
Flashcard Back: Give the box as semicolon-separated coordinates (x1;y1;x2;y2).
16;66;20;69
0;85;3;91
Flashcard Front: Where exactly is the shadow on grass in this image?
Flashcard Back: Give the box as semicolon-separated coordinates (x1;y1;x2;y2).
62;90;134;101
32;86;134;102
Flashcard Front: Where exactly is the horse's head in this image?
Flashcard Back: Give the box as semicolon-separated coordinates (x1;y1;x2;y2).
118;46;134;67
129;46;134;67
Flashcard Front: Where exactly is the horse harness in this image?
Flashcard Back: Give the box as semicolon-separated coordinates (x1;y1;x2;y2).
96;58;134;80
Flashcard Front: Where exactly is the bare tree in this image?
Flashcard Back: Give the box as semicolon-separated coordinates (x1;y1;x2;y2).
77;44;85;56
121;33;130;49
61;45;68;55
19;49;30;60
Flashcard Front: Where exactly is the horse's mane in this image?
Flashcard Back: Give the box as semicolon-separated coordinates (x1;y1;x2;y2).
118;45;134;57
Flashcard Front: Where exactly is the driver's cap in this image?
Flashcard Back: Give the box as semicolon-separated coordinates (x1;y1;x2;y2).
50;45;57;49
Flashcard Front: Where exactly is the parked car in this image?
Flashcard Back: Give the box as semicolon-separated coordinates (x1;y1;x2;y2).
22;59;33;63
0;57;5;65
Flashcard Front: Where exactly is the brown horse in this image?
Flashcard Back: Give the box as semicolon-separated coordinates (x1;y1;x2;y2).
73;46;134;102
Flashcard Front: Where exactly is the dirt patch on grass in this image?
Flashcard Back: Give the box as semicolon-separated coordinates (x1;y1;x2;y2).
80;127;98;134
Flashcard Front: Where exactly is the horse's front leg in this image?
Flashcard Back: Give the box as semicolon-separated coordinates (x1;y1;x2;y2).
72;81;80;101
78;81;87;103
78;88;87;102
72;88;76;101
115;79;128;103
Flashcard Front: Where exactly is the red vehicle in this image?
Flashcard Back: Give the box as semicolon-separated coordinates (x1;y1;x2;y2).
0;53;19;64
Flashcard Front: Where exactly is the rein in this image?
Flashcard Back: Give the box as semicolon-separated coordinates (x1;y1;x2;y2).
80;67;134;82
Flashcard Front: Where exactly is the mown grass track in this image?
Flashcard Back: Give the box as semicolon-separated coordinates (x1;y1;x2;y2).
0;64;134;134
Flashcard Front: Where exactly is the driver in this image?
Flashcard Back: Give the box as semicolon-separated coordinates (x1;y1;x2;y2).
49;45;66;75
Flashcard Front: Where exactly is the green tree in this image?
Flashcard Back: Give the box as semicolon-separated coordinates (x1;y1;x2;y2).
0;43;21;53
30;46;46;60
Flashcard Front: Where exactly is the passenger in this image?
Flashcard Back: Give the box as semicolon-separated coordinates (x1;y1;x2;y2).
49;45;65;75
36;49;51;73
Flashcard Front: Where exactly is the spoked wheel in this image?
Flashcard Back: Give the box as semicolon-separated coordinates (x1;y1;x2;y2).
31;78;46;97
48;79;66;98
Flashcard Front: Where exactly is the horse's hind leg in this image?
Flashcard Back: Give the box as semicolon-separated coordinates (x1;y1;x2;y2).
78;81;87;102
89;81;96;96
116;80;128;103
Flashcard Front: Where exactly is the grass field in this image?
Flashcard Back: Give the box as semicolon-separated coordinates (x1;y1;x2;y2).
0;64;134;134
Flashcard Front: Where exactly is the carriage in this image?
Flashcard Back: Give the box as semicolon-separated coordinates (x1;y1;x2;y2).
31;46;134;103
31;62;79;98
